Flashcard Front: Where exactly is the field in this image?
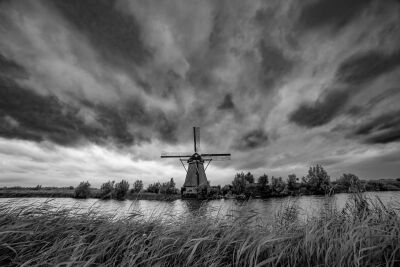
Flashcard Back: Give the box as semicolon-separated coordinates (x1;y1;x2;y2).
1;193;399;266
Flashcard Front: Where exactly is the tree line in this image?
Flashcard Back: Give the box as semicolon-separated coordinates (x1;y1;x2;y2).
74;178;178;200
217;164;397;198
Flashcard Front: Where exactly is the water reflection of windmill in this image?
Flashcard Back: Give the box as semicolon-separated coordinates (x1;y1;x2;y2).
161;127;231;198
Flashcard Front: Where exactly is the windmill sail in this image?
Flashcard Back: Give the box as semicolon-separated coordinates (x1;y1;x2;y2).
193;127;200;152
201;153;231;161
161;152;192;158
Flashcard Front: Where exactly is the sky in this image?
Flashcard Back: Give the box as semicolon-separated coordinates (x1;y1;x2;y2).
1;0;400;188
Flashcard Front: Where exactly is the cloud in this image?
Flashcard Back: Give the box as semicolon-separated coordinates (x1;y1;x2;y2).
288;88;352;127
298;0;373;30
51;0;151;67
352;110;400;144
1;0;400;186
259;40;294;91
0;53;27;79
234;129;269;150
336;50;400;84
218;94;235;110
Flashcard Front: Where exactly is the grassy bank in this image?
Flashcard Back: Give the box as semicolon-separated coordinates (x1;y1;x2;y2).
1;194;400;266
0;188;75;198
0;188;180;200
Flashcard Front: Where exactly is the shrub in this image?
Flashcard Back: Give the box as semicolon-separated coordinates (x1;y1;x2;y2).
147;182;161;193
114;180;129;200
287;174;298;191
337;173;362;192
271;176;286;194
100;180;115;199
232;172;248;194
74;181;91;199
258;174;269;187
131;180;143;193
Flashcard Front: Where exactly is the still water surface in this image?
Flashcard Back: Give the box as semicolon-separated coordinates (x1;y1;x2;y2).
2;191;400;223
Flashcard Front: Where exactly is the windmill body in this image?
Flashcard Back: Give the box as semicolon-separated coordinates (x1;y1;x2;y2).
161;127;231;198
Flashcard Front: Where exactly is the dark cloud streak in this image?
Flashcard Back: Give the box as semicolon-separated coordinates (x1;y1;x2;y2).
352;110;400;144
298;0;372;30
289;89;352;127
336;50;400;84
234;129;269;150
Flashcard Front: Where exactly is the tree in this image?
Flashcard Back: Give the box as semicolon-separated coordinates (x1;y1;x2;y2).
132;180;143;193
258;174;269;187
244;172;254;183
115;180;130;200
221;184;232;195
74;181;91;199
167;178;176;194
271;176;286;194
337;173;361;192
232;172;248;194
287;174;298;191
100;180;115;199
303;165;330;194
147;182;161;193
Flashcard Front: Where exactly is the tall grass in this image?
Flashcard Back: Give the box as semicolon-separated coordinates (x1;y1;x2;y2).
1;194;399;266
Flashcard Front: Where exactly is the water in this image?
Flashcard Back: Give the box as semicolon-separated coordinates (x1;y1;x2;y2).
2;191;400;223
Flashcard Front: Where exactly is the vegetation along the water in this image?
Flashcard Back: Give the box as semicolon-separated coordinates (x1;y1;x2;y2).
1;165;400;200
1;193;399;266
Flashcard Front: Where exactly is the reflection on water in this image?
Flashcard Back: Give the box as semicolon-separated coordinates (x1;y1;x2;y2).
1;191;400;223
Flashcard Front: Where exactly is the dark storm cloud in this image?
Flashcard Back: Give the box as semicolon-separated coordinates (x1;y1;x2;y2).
0;74;178;147
259;41;293;91
298;0;372;30
289;89;352;127
50;0;151;67
290;49;400;128
336;50;400;84
0;76;94;145
218;94;235;110
352;110;400;144
0;53;27;79
234;129;269;150
0;55;178;146
346;88;400;117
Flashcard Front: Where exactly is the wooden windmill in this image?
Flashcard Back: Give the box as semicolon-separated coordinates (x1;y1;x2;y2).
161;127;231;197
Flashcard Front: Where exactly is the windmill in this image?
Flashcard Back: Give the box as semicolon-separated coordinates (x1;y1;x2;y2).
161;127;231;197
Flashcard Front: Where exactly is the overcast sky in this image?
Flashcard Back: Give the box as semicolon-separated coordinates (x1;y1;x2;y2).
1;0;400;188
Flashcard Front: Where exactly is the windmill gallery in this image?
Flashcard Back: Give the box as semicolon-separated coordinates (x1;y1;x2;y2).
161;127;231;198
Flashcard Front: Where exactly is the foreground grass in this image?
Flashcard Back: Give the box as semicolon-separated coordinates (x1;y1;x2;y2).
1;195;400;266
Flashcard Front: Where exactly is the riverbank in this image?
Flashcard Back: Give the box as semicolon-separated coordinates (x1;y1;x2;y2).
1;193;399;266
0;188;181;200
1;177;400;200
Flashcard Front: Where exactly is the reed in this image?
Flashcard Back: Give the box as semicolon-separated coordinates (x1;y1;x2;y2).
1;194;399;266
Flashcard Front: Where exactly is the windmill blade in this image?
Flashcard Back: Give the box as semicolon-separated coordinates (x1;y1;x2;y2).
201;153;231;161
203;155;231;161
193;127;200;153
161;152;192;158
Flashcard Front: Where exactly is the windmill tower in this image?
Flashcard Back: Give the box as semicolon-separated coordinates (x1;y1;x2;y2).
161;127;231;197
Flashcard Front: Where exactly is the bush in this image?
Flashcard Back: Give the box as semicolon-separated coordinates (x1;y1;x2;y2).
337;173;362;192
147;182;161;193
232;172;248;194
100;181;115;199
115;180;129;200
287;174;298;191
271;176;286;194
74;181;91;199
131;180;143;193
